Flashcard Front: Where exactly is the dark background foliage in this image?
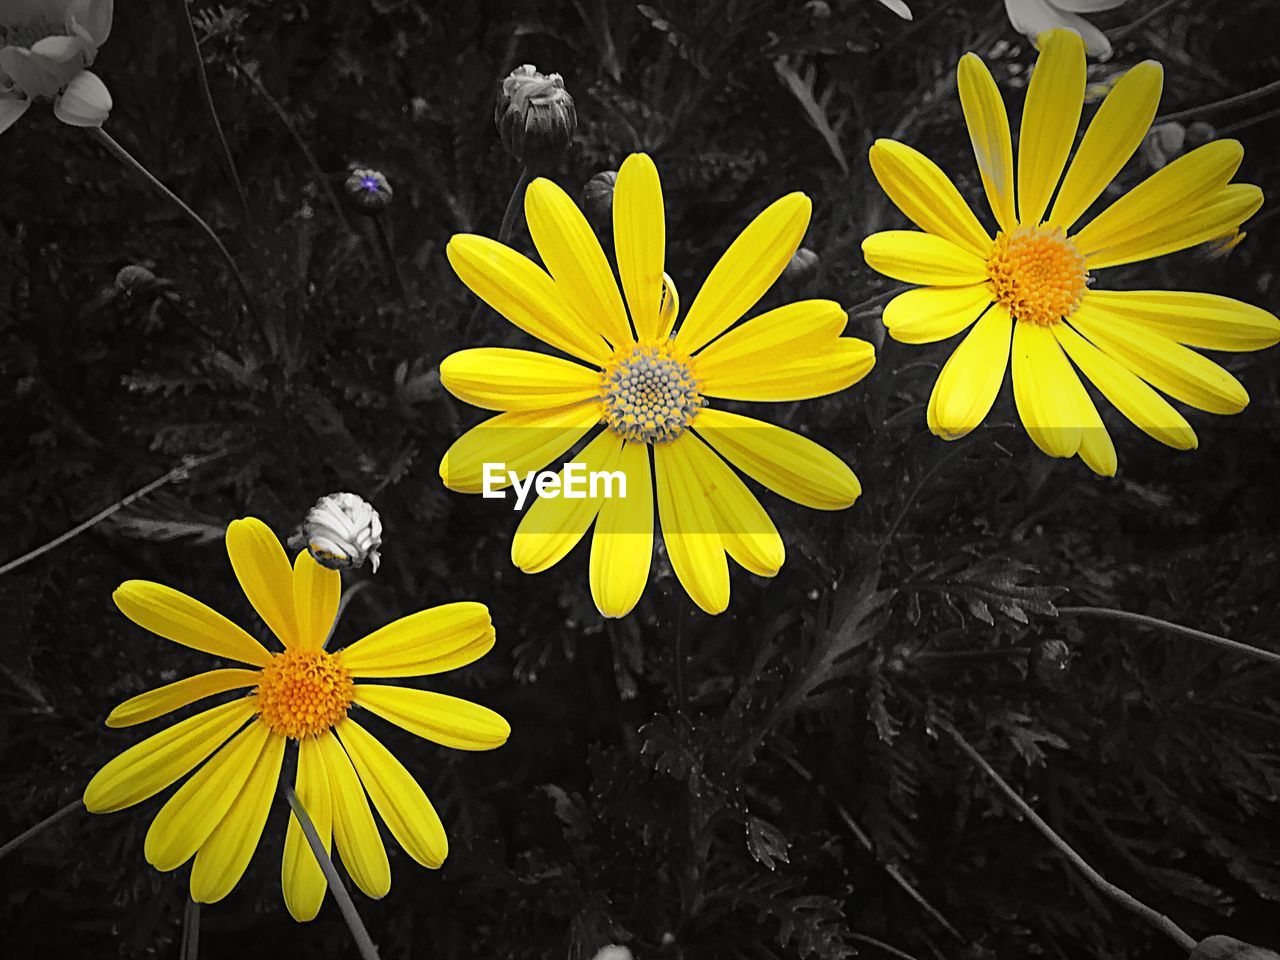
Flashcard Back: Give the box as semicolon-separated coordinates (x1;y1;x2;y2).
2;0;1279;958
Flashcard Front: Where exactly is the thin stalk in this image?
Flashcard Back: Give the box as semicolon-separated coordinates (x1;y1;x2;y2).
0;451;227;578
848;933;921;960
778;755;963;942
1218;102;1280;136
496;166;531;243
88;128;260;324
0;799;80;860
846;284;909;316
1156;79;1280;125
238;64;353;234
1111;0;1188;40
463;166;530;339
372;216;409;304
172;0;250;222
1059;605;1280;668
940;721;1196;951
283;786;380;960
180;898;201;960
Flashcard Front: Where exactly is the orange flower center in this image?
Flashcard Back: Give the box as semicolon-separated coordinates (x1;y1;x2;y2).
255;648;353;739
600;340;702;444
987;225;1088;326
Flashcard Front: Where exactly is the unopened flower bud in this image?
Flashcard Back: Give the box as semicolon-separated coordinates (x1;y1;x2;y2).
781;246;820;287
1191;936;1280;960
1142;122;1186;170
302;493;383;573
344;168;394;216
1185;120;1216;150
115;264;159;294
495;65;577;168
1029;638;1071;684
582;170;618;223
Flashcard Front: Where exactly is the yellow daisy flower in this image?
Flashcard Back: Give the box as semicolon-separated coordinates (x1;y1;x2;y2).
862;29;1280;476
439;153;875;617
83;517;509;921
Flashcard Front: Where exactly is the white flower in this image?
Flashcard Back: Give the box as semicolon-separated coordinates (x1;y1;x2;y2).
1003;0;1127;59
591;948;635;960
302;493;383;574
0;0;113;135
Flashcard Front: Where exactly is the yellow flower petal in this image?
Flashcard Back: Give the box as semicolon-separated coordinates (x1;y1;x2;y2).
957;53;1016;233
83;698;256;813
282;735;331;922
1084;183;1263;269
439;404;602;494
861;231;990;286
1070;304;1249;414
868;139;992;256
145;719;273;872
353;685;510;751
927;304;1013;440
317;729;389;899
1011;322;1083;458
511;429;621;573
293;550;340;651
106;668;260;728
694;408;859;510
226;517;299;648
882;284;993;344
440;348;602;412
1048;61;1163;230
339;602;494;678
590;441;654;618
112;581;272;668
1072;140;1245;259
654;437;729;615
336;718;448;869
1067;372;1117;478
614;153;667;341
693;299;848;371
189;731;285;904
525;177;634;348
1017;29;1086;227
1053;323;1197;450
674;193;812;355
1083;290;1280;352
700;339;876;402
683;431;783;578
446;234;609;364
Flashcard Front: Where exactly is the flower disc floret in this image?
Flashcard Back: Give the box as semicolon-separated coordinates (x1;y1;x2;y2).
255;648;353;739
987;225;1089;327
600;340;702;444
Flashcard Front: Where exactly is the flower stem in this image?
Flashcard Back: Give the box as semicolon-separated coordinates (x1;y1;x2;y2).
1156;79;1280;126
940;721;1196;951
1058;605;1280;668
237;64;353;234
180;898;201;960
0;451;228;579
171;0;250;223
373;215;409;304
87;128;261;325
497;166;531;244
463;165;530;339
0;799;80;860
283;785;381;960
